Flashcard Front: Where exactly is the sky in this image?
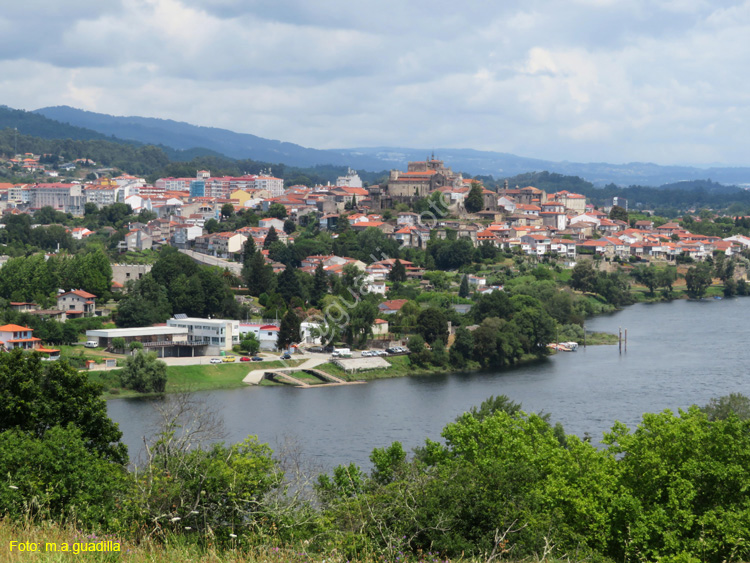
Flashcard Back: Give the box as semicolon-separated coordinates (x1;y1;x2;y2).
2;0;750;166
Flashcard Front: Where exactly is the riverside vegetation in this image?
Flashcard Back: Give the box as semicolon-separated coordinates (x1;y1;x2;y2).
1;347;750;563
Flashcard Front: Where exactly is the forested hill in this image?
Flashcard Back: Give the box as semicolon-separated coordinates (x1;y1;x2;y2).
35;105;389;170
503;171;750;213
0;105;113;142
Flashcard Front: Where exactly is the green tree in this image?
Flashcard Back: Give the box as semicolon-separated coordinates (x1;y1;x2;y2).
631;263;658;295
278;309;301;350
0;425;127;526
263;226;279;248
685;262;713;299
465;182;484;213
220;203;234;219
0;349;126;464
388;259;407;283
240;333;260;355
458;274;470;298
701;392;750;421
244;251;275;297
277;263;303;304
267;203;288;219
416;308;448;345
119;350;167;393
609;205;628;223
603;407;750;562
311;262;328;307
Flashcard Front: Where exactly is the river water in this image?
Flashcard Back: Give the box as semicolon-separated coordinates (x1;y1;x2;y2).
108;298;750;471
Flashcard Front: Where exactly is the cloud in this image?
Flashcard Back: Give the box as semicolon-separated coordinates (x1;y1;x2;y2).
1;0;750;166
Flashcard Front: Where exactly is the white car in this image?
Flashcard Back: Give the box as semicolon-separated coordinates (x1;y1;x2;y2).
209;357;222;364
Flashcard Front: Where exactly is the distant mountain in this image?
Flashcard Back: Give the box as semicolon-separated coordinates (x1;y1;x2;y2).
34;106;388;170
0;105;114;142
31;105;750;187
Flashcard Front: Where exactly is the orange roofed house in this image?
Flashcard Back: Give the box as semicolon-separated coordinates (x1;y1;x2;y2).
57;290;97;318
0;324;41;351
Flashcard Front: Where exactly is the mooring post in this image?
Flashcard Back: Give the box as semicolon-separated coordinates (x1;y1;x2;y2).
619;327;622;354
625;328;627;352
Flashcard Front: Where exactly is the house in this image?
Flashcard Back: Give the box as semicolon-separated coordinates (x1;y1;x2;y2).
0;324;41;350
378;299;409;315
372;318;389;337
57;290;97;318
239;323;280;350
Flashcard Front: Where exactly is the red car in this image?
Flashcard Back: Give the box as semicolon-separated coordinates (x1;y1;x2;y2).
240;356;251;362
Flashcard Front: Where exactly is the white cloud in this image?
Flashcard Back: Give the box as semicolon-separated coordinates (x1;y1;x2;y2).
1;0;750;166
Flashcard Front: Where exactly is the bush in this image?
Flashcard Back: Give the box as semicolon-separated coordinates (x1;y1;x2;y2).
119;351;167;393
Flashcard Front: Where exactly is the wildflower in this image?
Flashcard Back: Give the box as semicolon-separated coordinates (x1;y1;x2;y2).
229;534;237;538
8;485;17;490
171;517;181;522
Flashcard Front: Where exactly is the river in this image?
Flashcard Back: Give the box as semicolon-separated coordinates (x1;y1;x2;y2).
107;298;750;471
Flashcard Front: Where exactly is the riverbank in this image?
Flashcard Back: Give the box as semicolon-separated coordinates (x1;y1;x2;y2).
90;359;305;399
92;331;618;398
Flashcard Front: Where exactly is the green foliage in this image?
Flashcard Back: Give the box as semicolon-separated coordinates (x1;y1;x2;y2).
415;308;448;345
240;333;261;355
685;262;713;299
603;407;750;562
464;182;484;213
119;351;167;393
0;424;127;526
0;349;126;464
278;309;301;350
701;392;750;421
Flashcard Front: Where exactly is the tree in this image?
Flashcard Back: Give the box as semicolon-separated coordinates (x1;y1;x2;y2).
244;251;274;297
220;203;235;219
388;259;407;283
657;265;677;295
278;309;301;350
240;333;261;355
701;392;750;421
264;226;279;248
0;349;127;464
416;308;448;345
458;274;470;298
283;218;296;235
242;236;257;265
685;262;713;299
631;264;658;295
465;182;484;213
119;350;167;393
277;263;303;304
267;203;288;219
311;262;328;307
609;205;628;223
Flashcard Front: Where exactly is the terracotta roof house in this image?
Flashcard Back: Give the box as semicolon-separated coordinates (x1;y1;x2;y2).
378;299;409;315
57;290;97;318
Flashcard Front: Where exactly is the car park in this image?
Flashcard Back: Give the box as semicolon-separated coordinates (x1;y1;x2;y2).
209;357;222;364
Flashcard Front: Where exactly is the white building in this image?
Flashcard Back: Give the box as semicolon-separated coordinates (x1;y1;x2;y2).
336;168;363;188
239;323;279;350
167;316;240;354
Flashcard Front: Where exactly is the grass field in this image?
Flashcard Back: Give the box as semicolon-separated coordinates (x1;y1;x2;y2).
90;360;304;399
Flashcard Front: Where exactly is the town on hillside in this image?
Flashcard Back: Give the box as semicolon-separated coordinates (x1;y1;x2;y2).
0;154;748;371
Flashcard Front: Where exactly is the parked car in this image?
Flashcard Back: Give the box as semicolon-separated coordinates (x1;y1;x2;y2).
222;356;235;363
240;356;251;362
209;357;222;364
280;352;292;360
251;356;264;362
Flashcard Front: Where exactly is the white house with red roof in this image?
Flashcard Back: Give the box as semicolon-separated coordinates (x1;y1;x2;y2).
57;290;96;317
0;324;41;350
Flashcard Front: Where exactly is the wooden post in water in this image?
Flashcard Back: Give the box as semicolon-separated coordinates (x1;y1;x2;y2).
583;321;586;348
619;327;622;354
625;328;627;352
